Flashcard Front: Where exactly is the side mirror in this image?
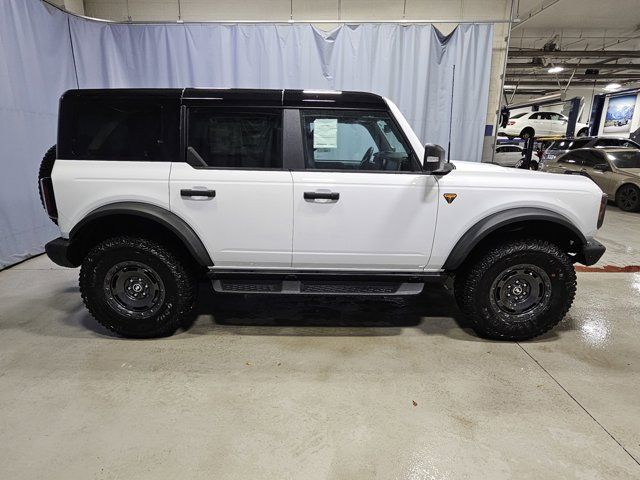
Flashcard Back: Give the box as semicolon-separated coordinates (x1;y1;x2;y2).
423;143;446;172
423;143;454;175
593;163;610;172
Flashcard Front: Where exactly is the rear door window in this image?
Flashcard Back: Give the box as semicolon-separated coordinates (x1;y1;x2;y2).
187;109;282;169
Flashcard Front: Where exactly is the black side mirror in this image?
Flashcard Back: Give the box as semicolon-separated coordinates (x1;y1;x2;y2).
423;143;446;172
593;163;610;172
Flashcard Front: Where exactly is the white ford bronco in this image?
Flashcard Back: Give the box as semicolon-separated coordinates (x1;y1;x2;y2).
39;89;607;340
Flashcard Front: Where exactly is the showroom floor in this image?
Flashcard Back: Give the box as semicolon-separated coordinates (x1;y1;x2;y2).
0;206;638;479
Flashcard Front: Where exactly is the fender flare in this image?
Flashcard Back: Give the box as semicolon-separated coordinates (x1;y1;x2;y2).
69;202;213;266
442;207;586;271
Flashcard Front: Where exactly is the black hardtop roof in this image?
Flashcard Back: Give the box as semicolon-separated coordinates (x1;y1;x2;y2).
61;88;387;109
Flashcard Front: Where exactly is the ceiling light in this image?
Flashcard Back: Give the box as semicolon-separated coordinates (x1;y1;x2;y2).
548;66;564;74
503;85;516;89
604;83;622;91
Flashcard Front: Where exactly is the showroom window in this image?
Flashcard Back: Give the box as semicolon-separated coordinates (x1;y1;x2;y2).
301;110;416;172
187;109;282;169
58;96;179;161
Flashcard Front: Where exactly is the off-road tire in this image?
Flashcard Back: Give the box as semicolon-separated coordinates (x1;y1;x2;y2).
79;236;198;338
615;184;640;212
37;145;56;210
454;239;576;341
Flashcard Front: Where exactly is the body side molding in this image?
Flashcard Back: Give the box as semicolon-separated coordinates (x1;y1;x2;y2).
442;207;587;271
69;202;213;266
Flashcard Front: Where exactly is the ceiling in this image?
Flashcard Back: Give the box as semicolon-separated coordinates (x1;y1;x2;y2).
506;0;640;97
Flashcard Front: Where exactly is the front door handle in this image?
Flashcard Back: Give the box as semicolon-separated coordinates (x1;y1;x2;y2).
304;191;339;201
181;188;216;198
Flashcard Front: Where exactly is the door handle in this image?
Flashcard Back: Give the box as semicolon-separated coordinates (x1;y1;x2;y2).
304;191;339;201
181;189;216;198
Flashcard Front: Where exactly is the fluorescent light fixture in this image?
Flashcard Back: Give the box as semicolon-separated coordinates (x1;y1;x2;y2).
503;85;516;89
604;83;622;91
302;89;342;94
548;66;564;74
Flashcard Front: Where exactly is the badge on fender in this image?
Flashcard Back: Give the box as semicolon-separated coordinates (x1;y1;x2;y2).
443;193;457;204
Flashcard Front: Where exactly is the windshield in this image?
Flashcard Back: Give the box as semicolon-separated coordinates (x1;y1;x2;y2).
547;139;589;151
607;151;640;169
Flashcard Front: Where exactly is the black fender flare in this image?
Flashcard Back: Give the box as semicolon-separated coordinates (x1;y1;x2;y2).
69;202;213;266
442;207;586;271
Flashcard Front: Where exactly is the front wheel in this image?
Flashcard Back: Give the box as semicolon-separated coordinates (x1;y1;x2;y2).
454;239;576;340
615;184;640;212
79;236;198;338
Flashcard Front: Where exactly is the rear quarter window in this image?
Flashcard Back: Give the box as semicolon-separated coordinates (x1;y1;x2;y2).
58;94;179;161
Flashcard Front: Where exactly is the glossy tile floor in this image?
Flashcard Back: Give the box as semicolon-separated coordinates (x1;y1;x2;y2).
0;251;639;479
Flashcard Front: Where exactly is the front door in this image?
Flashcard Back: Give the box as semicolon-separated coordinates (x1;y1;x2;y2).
170;107;293;268
291;109;439;271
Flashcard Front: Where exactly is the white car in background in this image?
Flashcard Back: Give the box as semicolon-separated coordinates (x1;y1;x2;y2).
494;144;524;167
498;111;589;139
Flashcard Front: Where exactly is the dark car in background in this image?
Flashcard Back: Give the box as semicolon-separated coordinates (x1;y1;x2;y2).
541;136;640;169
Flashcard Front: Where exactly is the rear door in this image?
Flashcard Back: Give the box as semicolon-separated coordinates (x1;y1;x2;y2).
549;113;567;136
289;108;439;271
170;104;293;268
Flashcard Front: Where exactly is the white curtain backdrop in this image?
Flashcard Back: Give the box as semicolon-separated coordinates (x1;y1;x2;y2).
0;0;493;269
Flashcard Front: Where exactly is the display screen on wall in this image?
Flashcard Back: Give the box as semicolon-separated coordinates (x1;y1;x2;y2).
603;94;637;134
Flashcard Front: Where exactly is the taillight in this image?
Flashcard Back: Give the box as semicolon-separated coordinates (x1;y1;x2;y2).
39;177;58;223
508;120;516;125
597;193;607;229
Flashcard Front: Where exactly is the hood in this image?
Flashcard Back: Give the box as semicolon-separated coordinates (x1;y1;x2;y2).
451;160;517;172
618;168;640;178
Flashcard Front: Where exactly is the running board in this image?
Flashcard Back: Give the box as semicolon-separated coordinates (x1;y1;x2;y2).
208;270;446;296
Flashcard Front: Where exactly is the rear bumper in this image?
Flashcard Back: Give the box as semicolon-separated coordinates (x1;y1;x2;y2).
576;239;606;266
45;237;78;268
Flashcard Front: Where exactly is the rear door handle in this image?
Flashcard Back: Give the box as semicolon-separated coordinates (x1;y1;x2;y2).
181;188;216;198
304;191;339;201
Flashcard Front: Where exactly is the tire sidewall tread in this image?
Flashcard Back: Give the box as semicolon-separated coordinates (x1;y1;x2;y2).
79;236;197;338
454;238;576;341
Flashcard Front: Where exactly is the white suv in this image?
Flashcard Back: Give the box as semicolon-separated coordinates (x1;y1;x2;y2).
39;89;606;340
498;110;589;139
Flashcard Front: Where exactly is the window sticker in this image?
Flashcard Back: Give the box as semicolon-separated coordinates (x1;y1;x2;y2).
313;119;338;148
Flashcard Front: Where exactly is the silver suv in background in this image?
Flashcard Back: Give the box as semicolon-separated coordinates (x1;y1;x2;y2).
541;136;640;169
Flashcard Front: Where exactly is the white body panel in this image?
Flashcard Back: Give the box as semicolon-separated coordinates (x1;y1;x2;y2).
52;160;171;237
427;161;603;270
169;163;293;268
291;171;439;270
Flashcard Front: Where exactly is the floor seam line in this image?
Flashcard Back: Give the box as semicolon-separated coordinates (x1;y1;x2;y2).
517;342;640;467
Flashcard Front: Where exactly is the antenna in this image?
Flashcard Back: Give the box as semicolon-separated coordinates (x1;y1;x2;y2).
448;65;455;161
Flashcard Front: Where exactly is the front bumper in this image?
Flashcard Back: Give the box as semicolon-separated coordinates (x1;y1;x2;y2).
45;237;78;268
575;239;606;266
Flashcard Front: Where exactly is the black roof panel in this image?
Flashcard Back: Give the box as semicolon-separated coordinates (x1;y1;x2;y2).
62;88;387;109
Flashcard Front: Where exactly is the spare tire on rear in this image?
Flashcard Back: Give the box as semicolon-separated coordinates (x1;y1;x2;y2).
38;145;56;210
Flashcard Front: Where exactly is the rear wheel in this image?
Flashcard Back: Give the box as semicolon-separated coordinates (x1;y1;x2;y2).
577;128;588;137
454;239;576;340
79;236;198;338
615;184;640;212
